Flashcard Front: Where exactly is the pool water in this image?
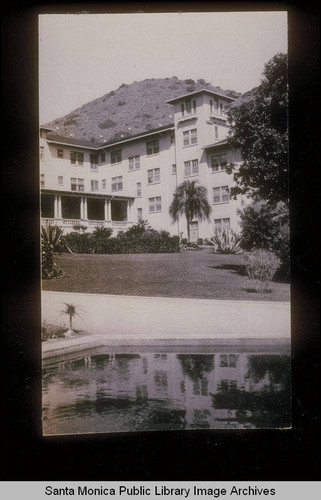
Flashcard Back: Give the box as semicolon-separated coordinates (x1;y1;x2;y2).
42;348;291;435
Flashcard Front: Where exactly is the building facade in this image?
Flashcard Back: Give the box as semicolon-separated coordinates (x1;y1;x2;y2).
40;89;245;241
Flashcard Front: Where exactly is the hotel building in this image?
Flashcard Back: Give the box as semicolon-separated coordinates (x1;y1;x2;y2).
40;89;246;241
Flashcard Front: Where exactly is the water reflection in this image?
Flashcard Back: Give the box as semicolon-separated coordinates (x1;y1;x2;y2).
42;350;291;435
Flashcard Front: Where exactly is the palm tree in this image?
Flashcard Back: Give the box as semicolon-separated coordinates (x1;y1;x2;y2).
169;180;212;242
60;303;84;335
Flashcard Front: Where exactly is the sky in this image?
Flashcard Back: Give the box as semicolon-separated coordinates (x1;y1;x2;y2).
39;11;288;124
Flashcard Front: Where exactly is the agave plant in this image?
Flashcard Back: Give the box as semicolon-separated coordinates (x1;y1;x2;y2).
41;223;73;254
41;224;64;252
211;230;242;254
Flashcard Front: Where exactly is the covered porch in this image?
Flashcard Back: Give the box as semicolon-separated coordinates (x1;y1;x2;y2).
41;190;135;233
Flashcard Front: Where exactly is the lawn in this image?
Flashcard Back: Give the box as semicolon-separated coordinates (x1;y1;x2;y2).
42;248;290;302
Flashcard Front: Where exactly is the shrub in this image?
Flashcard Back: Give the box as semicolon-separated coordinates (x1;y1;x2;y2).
73;225;88;233
197;238;204;245
64;233;93;254
41;323;66;341
239;201;290;280
62;222;179;254
211;230;242;254
41;241;63;279
99;119;116;129
243;249;281;293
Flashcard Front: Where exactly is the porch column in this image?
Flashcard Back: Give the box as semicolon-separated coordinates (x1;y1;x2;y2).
80;197;84;220
54;195;59;218
57;195;62;218
83;197;88;220
106;199;111;220
104;199;108;221
127;201;131;222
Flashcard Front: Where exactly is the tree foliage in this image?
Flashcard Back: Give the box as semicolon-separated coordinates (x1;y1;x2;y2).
227;53;288;207
169;180;212;241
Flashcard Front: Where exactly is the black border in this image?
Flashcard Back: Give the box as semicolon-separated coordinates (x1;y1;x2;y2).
2;1;320;481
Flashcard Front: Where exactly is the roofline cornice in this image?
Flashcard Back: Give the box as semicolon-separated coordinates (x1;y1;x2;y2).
166;89;236;104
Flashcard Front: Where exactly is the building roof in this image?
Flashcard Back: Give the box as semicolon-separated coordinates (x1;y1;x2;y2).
203;139;230;150
166;89;236;104
45;124;175;151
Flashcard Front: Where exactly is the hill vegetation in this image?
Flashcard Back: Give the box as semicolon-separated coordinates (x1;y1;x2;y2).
44;77;245;145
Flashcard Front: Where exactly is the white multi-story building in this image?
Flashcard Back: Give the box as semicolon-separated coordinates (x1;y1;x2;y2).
40;89;245;241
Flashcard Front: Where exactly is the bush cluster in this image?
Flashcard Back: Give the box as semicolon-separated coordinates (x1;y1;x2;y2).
41;323;66;342
243;249;281;293
63;222;180;254
239;202;290;280
41;242;64;279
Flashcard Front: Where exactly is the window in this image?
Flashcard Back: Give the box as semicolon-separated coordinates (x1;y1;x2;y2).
193;100;197;114
191;129;197;144
136;182;142;197
40;174;45;188
129;155;140;171
90;154;98;170
210;99;213;114
149;196;162;212
100;152;106;163
70;151;84;165
111;176;123;192
184;159;199;177
110;149;122;164
146;139;159;155
183;129;197;146
40;146;44;160
213;186;229;204
214;98;219;110
137;208;143;221
181;103;185;116
91;180;98;191
148;168;160;184
210;153;227;172
186;99;191;114
101;179;107;189
58;176;64;186
57;148;64;158
172;164;177;175
215;126;219;139
71;178;84;192
214;218;230;233
220;103;223;115
170;134;175;145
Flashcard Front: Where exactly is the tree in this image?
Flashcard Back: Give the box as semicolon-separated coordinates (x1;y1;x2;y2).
169;180;212;242
226;53;288;208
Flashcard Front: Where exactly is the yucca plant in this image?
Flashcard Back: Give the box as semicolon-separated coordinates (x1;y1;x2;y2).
60;303;85;335
211;230;242;254
92;226;113;238
41;224;64;279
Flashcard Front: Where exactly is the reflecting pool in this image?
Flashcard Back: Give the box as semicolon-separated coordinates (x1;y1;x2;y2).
42;347;291;435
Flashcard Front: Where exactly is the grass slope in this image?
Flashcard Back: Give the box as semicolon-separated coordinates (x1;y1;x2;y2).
42;251;290;302
44;77;244;145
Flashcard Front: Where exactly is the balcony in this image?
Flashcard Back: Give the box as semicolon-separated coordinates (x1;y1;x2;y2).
41;217;133;233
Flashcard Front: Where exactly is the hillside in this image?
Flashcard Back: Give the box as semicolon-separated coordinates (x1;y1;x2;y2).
43;77;244;146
